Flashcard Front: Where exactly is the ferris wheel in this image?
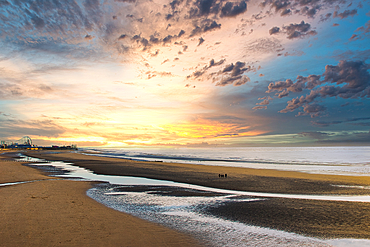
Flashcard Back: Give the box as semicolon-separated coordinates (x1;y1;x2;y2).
17;136;33;146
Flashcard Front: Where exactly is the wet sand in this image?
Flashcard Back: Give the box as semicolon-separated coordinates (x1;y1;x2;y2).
207;197;370;239
27;150;370;195
22;150;370;239
0;153;201;247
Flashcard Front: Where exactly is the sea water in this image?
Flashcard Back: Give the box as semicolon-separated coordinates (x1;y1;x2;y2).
83;146;370;176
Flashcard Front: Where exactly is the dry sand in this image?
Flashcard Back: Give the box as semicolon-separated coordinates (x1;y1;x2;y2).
0;154;200;247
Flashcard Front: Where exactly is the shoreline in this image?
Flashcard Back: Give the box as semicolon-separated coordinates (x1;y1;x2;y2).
0;152;201;247
21;152;370;239
26;150;370;195
19;150;370;239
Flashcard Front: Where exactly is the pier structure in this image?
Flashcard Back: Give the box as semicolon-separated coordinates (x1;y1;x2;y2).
0;136;77;150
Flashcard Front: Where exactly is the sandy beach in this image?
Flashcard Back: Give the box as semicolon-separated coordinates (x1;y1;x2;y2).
2;150;370;243
0;153;201;247
27;150;370;195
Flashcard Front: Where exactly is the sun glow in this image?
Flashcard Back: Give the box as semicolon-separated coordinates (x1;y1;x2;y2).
162;119;266;139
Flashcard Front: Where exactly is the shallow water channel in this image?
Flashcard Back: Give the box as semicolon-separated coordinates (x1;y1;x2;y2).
13;154;370;247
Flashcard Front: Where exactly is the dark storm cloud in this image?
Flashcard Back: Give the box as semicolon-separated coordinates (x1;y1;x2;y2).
265;60;370;117
333;9;357;19
221;1;247;17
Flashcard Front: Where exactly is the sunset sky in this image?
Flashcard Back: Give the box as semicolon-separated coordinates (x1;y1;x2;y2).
0;0;369;147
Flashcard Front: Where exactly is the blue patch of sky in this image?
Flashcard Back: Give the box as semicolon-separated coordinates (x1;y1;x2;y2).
259;4;369;84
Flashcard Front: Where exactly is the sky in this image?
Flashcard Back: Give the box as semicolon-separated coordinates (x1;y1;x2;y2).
0;0;369;147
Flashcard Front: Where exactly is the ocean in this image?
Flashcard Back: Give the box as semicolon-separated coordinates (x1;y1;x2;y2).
83;146;370;176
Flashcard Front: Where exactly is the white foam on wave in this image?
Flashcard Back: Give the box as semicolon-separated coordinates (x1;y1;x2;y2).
89;185;332;247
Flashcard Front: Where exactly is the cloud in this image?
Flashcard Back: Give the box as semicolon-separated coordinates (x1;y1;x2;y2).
300;6;320;18
84;34;94;40
215;75;250;86
264;60;370;117
190;20;221;37
350;20;370;41
187;0;221;18
312;117;370;127
118;34;127;40
280;8;291;16
297;131;333;140
0;118;66;138
320;13;332;22
187;59;250;86
297;103;327;118
333;9;357;19
30;14;45;29
283;21;317;39
296;131;370;144
221;1;247;17
187;58;225;79
269;26;280;35
198;37;205;46
252;105;267;110
213;61;251;86
267;74;321;97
